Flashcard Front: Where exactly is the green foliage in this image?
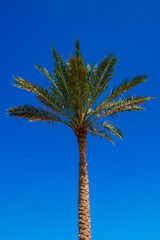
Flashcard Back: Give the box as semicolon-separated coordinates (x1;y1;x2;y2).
89;125;114;144
8;104;70;126
96;122;123;139
107;75;148;101
87;96;153;124
8;40;154;144
75;38;80;57
85;55;118;114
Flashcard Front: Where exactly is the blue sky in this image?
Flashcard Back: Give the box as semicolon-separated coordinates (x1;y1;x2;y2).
0;0;160;239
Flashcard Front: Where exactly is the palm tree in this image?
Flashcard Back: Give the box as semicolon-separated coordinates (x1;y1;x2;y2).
8;39;153;240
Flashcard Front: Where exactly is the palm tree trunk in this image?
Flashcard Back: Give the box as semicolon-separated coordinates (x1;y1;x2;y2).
77;132;91;240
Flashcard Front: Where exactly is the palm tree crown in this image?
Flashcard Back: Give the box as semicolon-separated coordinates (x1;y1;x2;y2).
8;39;153;143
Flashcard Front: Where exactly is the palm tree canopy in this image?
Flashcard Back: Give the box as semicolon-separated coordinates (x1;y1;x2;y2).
8;39;154;143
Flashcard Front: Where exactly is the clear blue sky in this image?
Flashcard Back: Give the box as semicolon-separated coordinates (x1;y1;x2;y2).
0;0;160;239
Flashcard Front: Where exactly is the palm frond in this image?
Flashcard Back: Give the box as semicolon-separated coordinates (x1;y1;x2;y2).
89;125;114;144
107;75;148;101
14;77;62;110
96;54;117;83
92;54;117;96
102;96;153;117
51;45;70;99
75;38;80;57
88;96;153;124
13;77;76;127
96;122;123;139
35;64;63;97
87;63;97;86
83;54;118;119
66;54;89;120
8;104;70;127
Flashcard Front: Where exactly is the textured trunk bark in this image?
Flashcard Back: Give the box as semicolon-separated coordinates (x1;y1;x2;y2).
77;133;91;240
